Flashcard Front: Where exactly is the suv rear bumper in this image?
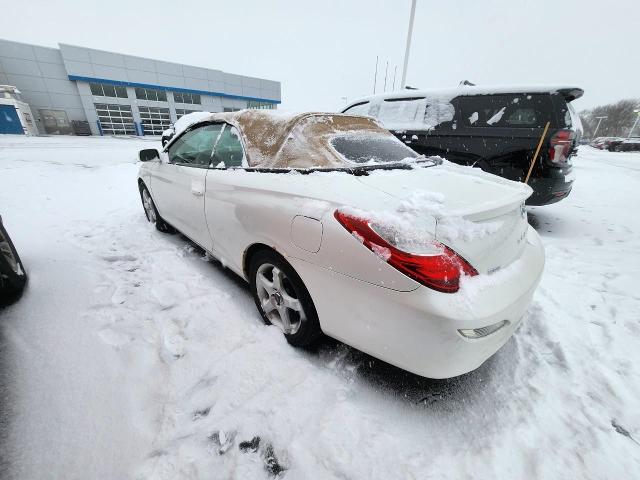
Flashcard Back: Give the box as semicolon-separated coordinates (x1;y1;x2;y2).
526;165;574;206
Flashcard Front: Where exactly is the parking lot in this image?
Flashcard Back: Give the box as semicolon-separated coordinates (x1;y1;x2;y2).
1;135;639;479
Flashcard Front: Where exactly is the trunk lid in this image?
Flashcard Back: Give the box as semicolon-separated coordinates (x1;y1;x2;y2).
355;163;532;273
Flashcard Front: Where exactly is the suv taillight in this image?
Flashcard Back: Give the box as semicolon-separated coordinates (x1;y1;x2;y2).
549;129;575;163
334;210;478;293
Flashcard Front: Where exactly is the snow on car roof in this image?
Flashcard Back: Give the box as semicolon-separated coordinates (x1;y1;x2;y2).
169;110;395;169
347;84;584;106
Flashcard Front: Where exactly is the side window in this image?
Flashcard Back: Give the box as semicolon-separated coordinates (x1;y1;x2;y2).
504;108;538;126
343;102;370;116
212;124;245;168
377;97;426;127
423;99;455;129
457;94;553;128
168;124;223;167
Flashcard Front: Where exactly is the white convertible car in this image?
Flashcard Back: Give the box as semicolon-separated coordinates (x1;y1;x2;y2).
137;111;544;379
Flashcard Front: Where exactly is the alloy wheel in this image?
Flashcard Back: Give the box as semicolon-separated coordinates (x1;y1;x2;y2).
255;263;306;335
142;189;157;223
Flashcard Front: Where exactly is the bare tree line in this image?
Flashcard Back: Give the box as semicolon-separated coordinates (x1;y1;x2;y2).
579;99;640;138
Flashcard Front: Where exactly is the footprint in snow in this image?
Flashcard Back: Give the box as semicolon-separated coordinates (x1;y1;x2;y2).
209;430;236;455
192;407;210;421
238;437;287;477
98;327;132;348
101;254;137;263
262;443;286;477
612;419;640;446
110;285;130;305
151;281;189;310
239;436;260;453
160;334;186;362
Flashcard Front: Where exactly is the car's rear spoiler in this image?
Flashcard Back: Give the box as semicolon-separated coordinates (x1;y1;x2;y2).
556;88;584;102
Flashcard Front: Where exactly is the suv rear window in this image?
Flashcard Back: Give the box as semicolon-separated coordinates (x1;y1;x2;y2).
330;134;418;164
457;94;554;128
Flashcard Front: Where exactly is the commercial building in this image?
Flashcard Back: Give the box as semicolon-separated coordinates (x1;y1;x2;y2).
0;39;281;136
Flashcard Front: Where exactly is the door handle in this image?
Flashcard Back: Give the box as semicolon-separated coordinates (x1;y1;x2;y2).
191;189;204;197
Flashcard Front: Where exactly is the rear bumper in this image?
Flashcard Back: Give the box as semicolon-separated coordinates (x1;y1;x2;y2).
290;227;545;378
526;166;574;206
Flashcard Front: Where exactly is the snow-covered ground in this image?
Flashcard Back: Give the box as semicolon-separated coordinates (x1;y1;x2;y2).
0;136;639;479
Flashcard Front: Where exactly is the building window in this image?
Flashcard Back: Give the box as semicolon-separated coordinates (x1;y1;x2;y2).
94;103;135;135
90;82;128;98
247;100;276;110
175;108;199;119
134;87;167;102
174;92;201;105
138;106;171;135
223;107;241;112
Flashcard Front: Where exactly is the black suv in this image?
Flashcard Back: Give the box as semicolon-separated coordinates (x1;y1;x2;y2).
342;86;583;205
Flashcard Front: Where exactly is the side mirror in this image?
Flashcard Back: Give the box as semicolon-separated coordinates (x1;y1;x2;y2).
139;149;160;162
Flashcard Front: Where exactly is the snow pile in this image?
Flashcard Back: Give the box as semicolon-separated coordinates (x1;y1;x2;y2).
397;190;504;242
339;188;504;256
292;198;332;219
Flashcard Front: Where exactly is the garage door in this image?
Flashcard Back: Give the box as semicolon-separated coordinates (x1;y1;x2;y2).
95;103;135;135
0;104;23;134
138;106;171;136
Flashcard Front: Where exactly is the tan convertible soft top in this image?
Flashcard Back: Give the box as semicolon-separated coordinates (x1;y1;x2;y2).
178;110;395;168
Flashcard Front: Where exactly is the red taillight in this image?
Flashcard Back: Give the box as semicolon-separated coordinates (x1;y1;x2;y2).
549;129;574;163
334;210;478;293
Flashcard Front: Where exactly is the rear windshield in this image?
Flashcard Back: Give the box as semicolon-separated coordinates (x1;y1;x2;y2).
457;94;554;128
330;134;418;164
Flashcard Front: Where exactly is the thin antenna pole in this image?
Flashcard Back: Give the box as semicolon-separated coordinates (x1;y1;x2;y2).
392;65;398;91
401;0;417;88
373;56;379;94
383;61;389;92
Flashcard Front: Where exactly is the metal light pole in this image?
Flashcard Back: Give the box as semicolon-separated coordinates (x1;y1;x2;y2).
383;61;389;92
628;109;640;138
373;56;379;94
400;0;417;89
592;116;607;139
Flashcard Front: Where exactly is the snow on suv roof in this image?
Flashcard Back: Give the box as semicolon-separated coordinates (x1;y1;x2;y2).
167;110;395;169
348;84;584;105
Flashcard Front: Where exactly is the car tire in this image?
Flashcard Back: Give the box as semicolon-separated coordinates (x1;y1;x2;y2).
139;183;174;233
0;219;27;305
249;249;322;347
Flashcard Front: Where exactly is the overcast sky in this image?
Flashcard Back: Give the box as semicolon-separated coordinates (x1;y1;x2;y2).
1;0;638;112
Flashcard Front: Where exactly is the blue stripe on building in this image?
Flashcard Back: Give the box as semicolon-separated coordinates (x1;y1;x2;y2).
68;75;281;105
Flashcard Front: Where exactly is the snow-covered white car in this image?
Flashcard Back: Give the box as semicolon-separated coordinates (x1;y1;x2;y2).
137;111;544;378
